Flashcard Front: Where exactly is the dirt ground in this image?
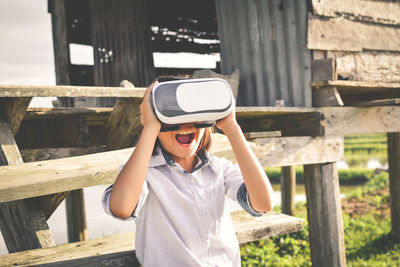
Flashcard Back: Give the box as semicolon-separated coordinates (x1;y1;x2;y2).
341;188;390;219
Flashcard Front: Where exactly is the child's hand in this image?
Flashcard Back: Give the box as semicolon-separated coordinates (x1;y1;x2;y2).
216;101;239;134
140;82;161;132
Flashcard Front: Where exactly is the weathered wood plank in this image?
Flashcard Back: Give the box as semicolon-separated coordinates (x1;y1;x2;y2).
388;132;400;242
352;98;400;107
312;0;400;25
321;106;400;135
334;52;400;83
307;14;400;52
66;189;88;242
48;0;70;86
312;87;344;107
24;107;113;119
243;131;282;141
311;58;337;83
281;166;296;216
232;211;303;244
0;84;146;98
15;116;89;149
0;134;343;203
0;120;56;253
236;107;324;137
0;122;23;165
213;135;343;168
106;80;142;150
304;162;346;267
38;192;70;221
313;80;400;104
20;146;108;162
0;97;32;135
0;232;137;267
0;147;133;203
0;211;302;267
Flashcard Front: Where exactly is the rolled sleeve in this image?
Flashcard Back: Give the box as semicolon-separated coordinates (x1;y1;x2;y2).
102;181;149;220
220;157;265;217
237;183;264;217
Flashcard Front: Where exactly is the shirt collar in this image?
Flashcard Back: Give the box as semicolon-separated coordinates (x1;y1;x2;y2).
148;145;211;173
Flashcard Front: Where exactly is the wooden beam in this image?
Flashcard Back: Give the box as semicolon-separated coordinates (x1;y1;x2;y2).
20;146;108;162
106;80;143;150
0;121;55;253
236;107;324;137
281;166;296;216
0;98;32;136
311;58;337;83
352;98;400;107
48;0;70;86
313;87;344;107
313;80;400;104
243;131;281;141
304;163;346;267
388;132;400;242
321;106;400;136
213;134;343;167
307;14;400;52
0;211;302;267
15;116;89;149
311;0;400;26
0;134;343;203
24;107;113;119
334;52;400;84
0;84;146;98
232;211;303;244
66;190;88;243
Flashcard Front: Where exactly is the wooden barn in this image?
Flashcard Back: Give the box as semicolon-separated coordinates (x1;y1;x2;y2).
0;0;399;266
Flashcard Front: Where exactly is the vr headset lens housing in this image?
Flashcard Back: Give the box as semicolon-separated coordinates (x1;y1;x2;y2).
151;78;234;132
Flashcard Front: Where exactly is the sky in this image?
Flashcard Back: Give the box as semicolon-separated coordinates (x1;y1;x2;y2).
0;0;56;86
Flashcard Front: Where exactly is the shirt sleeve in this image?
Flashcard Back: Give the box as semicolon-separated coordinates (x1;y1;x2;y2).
102;165;149;220
220;157;265;217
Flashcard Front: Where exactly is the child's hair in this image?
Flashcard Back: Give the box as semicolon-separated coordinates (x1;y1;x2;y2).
152;75;213;156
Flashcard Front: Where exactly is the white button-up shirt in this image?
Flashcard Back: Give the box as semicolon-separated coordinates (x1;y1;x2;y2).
103;146;263;267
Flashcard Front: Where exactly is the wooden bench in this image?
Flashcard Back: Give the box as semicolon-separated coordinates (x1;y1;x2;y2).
0;132;303;266
0;211;302;267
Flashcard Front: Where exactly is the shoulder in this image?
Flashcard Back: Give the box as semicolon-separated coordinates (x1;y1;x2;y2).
208;155;237;173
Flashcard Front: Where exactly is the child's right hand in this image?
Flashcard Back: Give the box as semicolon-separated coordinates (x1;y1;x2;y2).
140;81;161;132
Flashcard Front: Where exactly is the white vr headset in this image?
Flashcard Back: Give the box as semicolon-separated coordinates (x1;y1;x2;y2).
151;78;234;131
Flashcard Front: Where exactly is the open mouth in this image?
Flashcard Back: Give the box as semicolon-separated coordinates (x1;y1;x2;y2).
175;132;195;145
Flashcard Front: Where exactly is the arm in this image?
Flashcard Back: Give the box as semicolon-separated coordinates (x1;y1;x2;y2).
109;82;161;218
216;108;274;213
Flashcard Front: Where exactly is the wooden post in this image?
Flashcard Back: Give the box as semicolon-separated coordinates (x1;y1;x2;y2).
106;81;143;150
281;166;296;215
388;132;400;242
66;189;88;242
304;162;346;267
0;120;56;252
48;0;72;107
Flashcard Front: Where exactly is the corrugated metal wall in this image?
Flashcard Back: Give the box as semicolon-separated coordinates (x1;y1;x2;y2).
215;0;312;107
89;0;155;86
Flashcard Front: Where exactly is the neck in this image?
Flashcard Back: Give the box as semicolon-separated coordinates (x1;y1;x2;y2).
173;155;197;172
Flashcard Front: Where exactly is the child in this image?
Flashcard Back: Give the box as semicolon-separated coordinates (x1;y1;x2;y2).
102;78;274;266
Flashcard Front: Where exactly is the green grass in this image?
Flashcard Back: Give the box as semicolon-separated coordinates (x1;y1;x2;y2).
241;171;400;266
265;167;375;185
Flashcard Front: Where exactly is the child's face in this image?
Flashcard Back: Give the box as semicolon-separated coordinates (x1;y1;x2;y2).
158;124;205;161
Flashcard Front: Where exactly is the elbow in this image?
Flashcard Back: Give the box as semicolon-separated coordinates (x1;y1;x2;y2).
254;196;274;213
111;207;133;219
109;197;134;219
